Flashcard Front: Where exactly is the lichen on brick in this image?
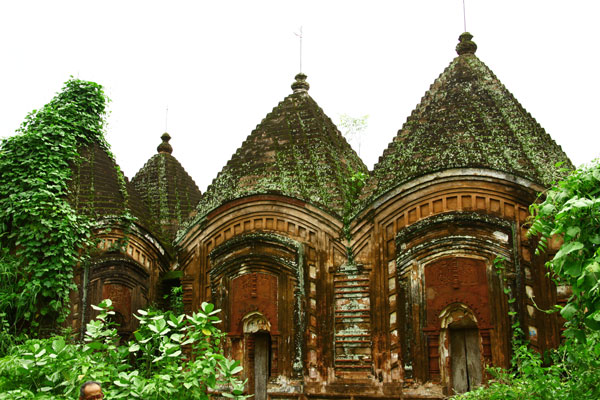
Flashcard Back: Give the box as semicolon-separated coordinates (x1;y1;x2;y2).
360;33;573;209
177;76;368;243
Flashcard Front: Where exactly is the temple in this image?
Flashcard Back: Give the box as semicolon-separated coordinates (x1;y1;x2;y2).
66;33;572;398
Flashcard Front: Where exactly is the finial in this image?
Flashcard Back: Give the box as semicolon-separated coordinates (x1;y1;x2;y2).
157;132;173;154
291;73;310;93
456;32;477;55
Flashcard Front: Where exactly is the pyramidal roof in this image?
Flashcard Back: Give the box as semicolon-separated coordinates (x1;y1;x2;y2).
69;141;154;233
132;133;202;244
191;73;368;222
364;33;572;203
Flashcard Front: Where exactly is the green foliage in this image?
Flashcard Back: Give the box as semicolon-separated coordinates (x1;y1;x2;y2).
452;331;600;400
528;160;600;337
453;161;600;399
164;286;184;315
0;300;248;399
341;169;367;263
493;256;525;366
0;79;110;331
337;114;369;263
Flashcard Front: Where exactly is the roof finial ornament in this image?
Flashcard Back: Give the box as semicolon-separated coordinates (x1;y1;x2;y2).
157;132;173;154
291;73;310;93
456;32;477;55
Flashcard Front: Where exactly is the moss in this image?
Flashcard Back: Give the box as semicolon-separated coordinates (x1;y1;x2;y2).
361;39;573;210
176;82;368;244
132;146;202;248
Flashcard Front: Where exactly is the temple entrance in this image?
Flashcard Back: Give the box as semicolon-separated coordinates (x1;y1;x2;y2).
449;321;482;393
253;332;271;400
242;311;272;400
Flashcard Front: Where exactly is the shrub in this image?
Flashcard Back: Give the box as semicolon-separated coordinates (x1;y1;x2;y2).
0;300;247;399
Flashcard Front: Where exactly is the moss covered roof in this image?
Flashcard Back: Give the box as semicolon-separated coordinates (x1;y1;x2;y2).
363;33;573;203
69;142;155;233
131;133;202;244
189;73;368;223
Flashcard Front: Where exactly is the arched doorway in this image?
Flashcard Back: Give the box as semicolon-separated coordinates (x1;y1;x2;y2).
243;312;272;400
449;318;482;393
440;305;483;394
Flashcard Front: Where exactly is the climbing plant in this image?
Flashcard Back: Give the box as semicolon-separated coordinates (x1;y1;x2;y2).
0;79;110;333
452;161;600;399
529;160;600;339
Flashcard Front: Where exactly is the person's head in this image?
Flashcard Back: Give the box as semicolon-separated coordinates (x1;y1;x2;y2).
79;381;103;400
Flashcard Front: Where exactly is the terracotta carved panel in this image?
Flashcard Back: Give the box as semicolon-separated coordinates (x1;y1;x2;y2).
230;273;278;335
425;257;490;329
102;284;132;326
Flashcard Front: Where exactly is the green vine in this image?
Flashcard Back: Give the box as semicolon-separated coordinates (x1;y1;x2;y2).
341;169;367;264
493;256;524;358
0;78;110;333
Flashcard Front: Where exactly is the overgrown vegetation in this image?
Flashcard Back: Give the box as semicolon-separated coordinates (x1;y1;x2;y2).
341;169;367;264
454;160;600;399
529;161;600;336
0;79;110;333
0;80;247;398
0;300;248;399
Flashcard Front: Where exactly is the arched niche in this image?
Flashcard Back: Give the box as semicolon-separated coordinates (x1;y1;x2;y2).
85;256;150;338
439;304;483;394
243;311;272;400
394;212;513;383
243;310;272;334
208;232;305;383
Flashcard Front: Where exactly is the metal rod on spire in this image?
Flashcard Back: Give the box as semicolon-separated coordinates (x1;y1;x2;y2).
463;0;467;32
294;26;303;73
165;106;169;132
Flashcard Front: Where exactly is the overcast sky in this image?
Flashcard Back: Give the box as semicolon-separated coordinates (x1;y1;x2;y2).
1;1;598;192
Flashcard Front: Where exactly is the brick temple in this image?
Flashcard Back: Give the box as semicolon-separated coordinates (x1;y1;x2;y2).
67;33;572;398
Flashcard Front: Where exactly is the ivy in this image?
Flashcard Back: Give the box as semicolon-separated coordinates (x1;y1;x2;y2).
341;169;367;263
528;160;600;340
0;78;110;333
453;161;600;399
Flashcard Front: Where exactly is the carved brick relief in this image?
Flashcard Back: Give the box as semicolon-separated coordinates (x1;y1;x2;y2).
230;272;279;336
424;257;492;381
425;258;490;330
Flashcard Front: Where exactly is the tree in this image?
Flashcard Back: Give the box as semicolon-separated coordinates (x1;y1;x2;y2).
529;160;600;341
338;114;368;156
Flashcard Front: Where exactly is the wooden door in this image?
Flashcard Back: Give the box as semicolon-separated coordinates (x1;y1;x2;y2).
254;333;270;400
450;328;482;393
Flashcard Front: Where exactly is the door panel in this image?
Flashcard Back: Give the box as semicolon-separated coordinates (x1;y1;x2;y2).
450;329;468;393
254;333;269;400
450;328;482;393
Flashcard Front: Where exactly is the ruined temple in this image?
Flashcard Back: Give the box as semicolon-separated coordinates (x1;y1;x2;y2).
66;33;572;398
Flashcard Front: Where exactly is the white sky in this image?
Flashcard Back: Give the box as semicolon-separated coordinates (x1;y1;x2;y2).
1;1;599;192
